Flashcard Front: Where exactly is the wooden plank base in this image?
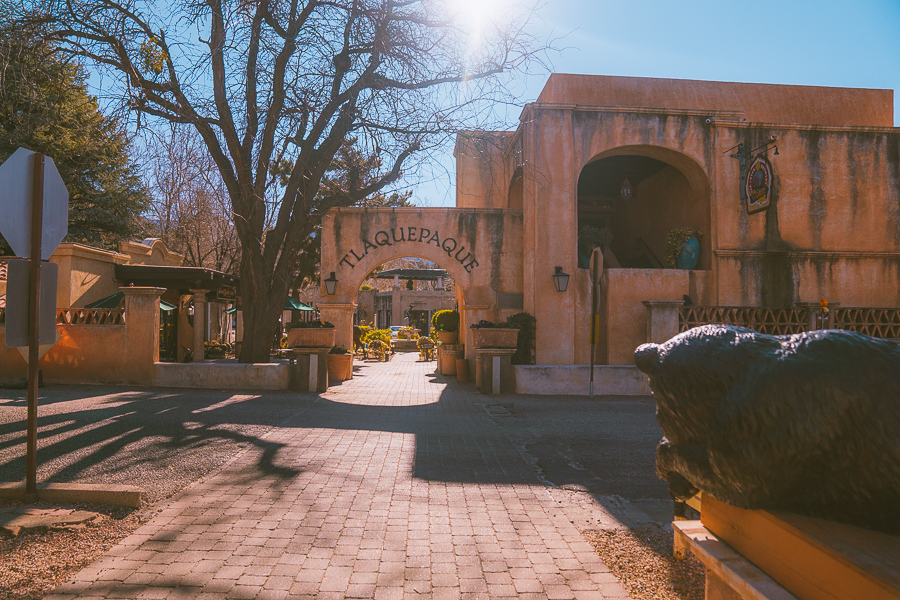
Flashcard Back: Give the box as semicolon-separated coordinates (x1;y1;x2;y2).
700;495;900;600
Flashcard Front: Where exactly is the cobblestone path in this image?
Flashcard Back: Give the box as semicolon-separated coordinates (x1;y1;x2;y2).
47;354;633;599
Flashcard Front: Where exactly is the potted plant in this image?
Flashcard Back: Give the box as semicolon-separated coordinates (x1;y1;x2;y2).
285;320;335;348
367;338;389;361
666;228;702;269
432;310;460;344
470;320;519;349
578;225;613;269
327;346;353;381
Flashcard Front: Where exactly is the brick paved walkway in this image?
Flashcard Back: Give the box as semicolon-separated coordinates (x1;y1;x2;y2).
47;354;630;599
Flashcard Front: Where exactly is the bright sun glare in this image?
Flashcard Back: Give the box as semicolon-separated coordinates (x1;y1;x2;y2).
446;0;512;36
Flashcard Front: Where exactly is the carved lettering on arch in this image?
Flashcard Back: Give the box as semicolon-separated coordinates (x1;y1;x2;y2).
338;226;479;272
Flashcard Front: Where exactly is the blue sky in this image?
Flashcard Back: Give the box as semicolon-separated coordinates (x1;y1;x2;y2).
414;0;900;206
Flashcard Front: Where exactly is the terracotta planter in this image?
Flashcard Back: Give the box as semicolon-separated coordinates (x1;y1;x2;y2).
327;353;353;381
471;328;519;349
287;327;335;348
437;331;459;344
440;346;460;375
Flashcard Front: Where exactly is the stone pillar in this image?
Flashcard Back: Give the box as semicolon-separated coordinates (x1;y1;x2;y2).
121;287;165;384
191;289;209;362
642;300;683;345
319;303;355;353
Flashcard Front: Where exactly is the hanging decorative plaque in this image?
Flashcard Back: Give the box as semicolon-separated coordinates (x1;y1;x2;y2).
744;155;773;214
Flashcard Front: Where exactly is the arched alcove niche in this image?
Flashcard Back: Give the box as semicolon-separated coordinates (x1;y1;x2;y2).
576;145;711;270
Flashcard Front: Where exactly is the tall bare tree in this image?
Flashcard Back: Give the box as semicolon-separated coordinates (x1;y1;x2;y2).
20;0;545;361
142;127;240;273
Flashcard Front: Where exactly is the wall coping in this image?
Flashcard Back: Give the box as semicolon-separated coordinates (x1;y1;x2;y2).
52;243;130;264
119;286;166;296
716;249;900;259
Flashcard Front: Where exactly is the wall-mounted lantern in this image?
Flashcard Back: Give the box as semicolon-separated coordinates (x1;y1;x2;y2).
552;266;570;292
324;271;338;295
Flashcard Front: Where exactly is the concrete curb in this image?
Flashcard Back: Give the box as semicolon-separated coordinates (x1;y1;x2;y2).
0;483;143;508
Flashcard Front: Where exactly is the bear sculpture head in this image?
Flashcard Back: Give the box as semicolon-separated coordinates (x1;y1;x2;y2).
635;324;900;534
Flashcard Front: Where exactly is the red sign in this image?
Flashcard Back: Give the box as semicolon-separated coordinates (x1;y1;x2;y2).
745;155;772;214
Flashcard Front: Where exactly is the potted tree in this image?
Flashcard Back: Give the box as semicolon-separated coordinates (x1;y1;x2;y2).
285;320;335;348
431;310;460;344
470;320;519;349
327;346;353;381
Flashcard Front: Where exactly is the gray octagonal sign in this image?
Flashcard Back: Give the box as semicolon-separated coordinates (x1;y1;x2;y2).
0;148;69;260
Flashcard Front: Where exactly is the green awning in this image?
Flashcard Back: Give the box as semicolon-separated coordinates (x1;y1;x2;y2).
224;298;314;313
285;297;315;311
85;291;176;312
85;292;124;309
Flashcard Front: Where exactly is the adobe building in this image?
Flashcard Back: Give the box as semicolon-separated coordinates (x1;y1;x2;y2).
0;239;238;384
319;74;900;394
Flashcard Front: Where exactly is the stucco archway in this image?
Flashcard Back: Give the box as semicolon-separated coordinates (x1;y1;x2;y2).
576;145;712;270
318;207;524;357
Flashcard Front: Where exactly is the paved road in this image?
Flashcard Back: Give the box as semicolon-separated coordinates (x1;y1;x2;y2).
2;353;668;599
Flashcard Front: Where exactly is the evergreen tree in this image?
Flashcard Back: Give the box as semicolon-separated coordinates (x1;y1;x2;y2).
0;30;149;251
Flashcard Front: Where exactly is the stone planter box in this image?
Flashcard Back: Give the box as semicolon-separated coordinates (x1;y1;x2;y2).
471;328;519;349
286;327;335;348
327;353;353;381
437;331;459;344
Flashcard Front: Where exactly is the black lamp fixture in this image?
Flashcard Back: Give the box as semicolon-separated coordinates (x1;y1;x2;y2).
619;177;633;201
552;266;570;292
324;271;338;295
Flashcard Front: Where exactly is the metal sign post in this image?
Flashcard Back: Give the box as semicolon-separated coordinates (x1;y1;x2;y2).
589;247;603;398
0;147;68;497
26;153;45;495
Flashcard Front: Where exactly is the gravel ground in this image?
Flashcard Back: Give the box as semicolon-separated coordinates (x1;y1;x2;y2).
0;386;316;504
0;500;143;600
584;525;705;600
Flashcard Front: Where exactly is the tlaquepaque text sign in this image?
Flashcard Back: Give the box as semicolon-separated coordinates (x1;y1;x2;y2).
339;226;479;273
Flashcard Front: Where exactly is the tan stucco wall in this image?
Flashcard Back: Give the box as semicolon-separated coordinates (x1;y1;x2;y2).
537;74;893;127
0;287;162;384
50;244;129;308
454;132;517;209
600;269;711;365
711;125;900;307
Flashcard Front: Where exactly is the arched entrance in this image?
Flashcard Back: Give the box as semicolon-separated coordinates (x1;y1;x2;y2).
576;145;711;271
318;207;524;360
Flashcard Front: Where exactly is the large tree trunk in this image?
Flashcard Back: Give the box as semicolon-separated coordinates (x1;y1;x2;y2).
238;252;294;363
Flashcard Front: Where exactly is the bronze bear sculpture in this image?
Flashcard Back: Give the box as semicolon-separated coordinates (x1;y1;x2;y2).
634;325;900;534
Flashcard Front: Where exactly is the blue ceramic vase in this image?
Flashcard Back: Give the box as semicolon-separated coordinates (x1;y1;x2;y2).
676;234;700;270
